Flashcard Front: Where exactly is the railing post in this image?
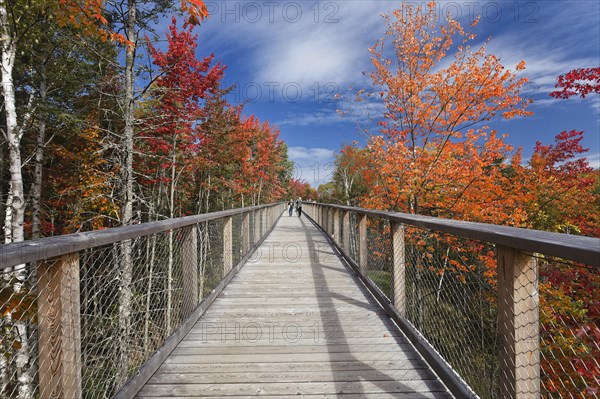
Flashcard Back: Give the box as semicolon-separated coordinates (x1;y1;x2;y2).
223;216;233;276
182;226;199;314
253;209;260;244
258;208;263;237
242;212;250;255
320;205;324;228
333;208;340;242
391;222;406;315
358;213;368;275
497;246;540;399
37;252;82;399
341;210;350;252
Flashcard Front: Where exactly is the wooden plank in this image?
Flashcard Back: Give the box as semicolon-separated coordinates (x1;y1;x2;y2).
138;394;452;399
170;343;412;355
164;352;423;364
179;336;410;347
149;368;437;384
186;320;397;330
157;359;432;374
37;252;82;399
137;380;447;397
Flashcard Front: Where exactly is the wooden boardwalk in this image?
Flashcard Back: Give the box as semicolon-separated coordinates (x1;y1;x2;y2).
137;213;453;398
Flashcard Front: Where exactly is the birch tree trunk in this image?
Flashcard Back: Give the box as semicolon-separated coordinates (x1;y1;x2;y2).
1;4;31;397
31;63;47;240
116;0;137;387
166;146;177;334
0;1;24;244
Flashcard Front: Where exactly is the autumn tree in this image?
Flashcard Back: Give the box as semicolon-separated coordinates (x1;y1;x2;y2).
0;0;117;244
332;144;369;206
550;67;600;99
143;17;223;218
287;179;317;201
361;1;531;217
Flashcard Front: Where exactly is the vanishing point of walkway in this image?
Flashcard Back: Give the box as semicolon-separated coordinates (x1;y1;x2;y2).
136;213;454;398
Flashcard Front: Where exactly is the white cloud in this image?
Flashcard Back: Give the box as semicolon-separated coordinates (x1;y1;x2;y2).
288;146;334;161
199;1;388;99
288;146;336;185
276;110;343;126
582;153;600;169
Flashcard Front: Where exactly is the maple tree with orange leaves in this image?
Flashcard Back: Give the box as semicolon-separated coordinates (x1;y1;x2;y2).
358;1;531;221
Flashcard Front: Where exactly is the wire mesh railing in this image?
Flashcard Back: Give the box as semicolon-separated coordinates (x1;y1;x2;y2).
0;203;284;399
304;203;599;399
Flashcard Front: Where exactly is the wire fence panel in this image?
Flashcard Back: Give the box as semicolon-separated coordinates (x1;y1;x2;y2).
538;257;599;398
304;203;599;399
403;227;499;399
0;205;283;399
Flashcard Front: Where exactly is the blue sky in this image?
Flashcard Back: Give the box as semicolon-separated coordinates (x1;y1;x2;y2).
182;0;600;186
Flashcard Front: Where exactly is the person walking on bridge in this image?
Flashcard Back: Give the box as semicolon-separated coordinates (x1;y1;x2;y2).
296;197;303;217
288;199;294;216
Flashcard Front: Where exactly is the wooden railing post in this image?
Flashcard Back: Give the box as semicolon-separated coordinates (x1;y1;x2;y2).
497;246;540;399
223;216;233;276
391;222;406;315
242;212;250;255
320;205;324;228
341;210;350;252
358;213;368;275
253;209;260;245
333;209;340;242
315;205;323;226
329;208;334;236
268;207;272;229
37;252;82;399
182;226;199;314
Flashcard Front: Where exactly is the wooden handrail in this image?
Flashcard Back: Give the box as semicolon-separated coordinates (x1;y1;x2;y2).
311;203;600;266
0;204;280;270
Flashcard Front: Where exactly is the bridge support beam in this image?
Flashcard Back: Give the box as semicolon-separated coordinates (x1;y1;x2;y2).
37;252;82;399
497;246;540;399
